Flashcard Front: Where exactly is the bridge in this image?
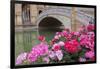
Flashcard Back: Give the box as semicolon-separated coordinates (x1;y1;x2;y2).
36;7;94;31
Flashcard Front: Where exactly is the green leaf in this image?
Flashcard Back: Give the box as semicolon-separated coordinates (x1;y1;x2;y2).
78;37;80;42
59;37;66;42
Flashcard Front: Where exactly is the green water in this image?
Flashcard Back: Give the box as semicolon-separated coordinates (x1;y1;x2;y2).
15;29;62;60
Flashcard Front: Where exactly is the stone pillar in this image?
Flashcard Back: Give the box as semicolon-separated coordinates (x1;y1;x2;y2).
71;7;77;31
30;5;38;25
15;4;22;26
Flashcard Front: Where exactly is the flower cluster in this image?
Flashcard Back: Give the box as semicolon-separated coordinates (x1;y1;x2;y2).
16;52;27;65
27;42;49;62
16;24;95;65
64;39;79;54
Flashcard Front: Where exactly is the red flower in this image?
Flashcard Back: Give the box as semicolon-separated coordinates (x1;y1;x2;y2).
64;39;79;54
38;35;45;41
52;44;60;51
72;39;79;46
87;24;94;31
54;45;60;51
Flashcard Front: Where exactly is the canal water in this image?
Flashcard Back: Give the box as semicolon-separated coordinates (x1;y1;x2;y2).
15;28;63;60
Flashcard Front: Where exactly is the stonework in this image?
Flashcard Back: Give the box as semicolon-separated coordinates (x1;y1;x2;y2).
15;4;94;31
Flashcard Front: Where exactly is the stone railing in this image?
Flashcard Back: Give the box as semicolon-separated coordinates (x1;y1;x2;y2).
36;8;94;25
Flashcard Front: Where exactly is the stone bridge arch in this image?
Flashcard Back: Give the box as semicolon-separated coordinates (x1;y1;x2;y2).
36;8;72;30
36;8;94;31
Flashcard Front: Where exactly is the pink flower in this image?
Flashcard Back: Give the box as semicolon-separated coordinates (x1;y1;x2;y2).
48;51;56;59
54;35;59;39
58;34;61;38
52;44;60;51
58;41;65;46
27;52;37;62
79;57;86;62
80;33;94;51
27;42;49;62
16;52;27;65
39;42;49;55
32;42;49;56
62;30;68;37
85;51;94;59
43;57;50;63
55;50;63;61
74;32;80;36
66;33;72;39
87;32;95;37
80;35;89;46
48;50;63;61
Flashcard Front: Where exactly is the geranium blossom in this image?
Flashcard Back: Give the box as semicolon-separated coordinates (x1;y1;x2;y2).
85;51;94;59
87;24;94;31
27;42;49;62
16;52;27;65
58;41;65;46
43;57;50;63
16;23;95;64
74;32;80;36
55;50;63;61
32;42;49;56
64;39;79;54
48;50;63;61
48;50;56;59
79;57;86;62
52;44;60;51
62;30;68;37
80;32;94;51
54;35;59;40
27;52;38;62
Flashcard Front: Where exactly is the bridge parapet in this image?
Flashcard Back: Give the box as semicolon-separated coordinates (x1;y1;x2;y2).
36;8;94;27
